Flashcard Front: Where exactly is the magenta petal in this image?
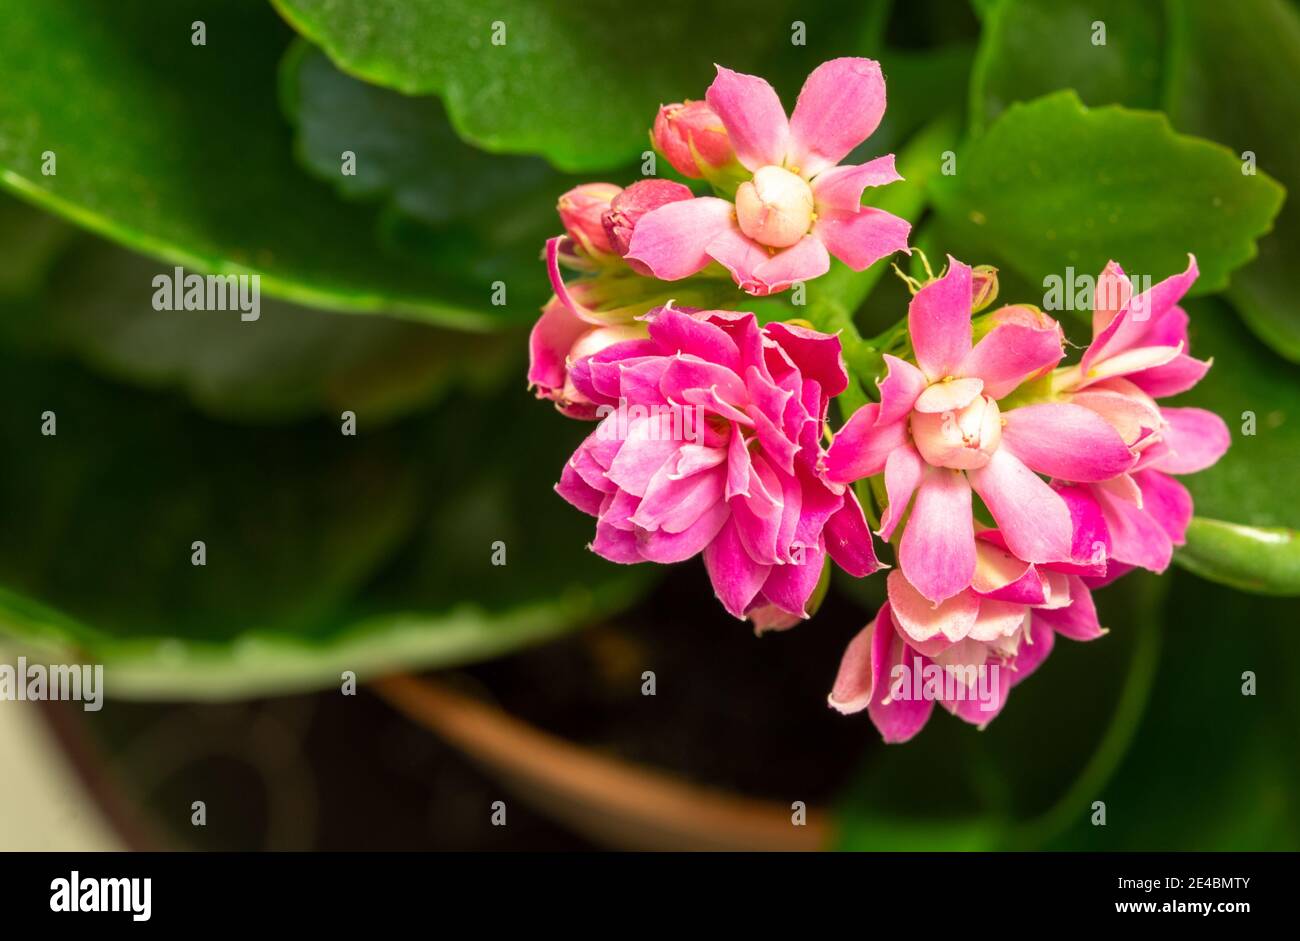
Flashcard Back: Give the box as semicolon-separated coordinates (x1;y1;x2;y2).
646;306;741;372
908;256;972;381
704;225;770;290
899;466;977;604
1083;255;1199;372
764;321;850;399
968;448;1072;564
1052;483;1111;574
1156;407;1230;474
704;514;771;618
1036;576;1104;641
824;405;909;484
1008;615;1056;687
760;543;825;617
957;322;1064;399
1128;353;1211;398
1001;402;1135;482
879;444;924;541
1094;481;1174;572
813;206;910;271
875;354;927;425
747;235;830;295
705;65;790;172
556;461;605;517
823;490;880;577
787;57;887;178
624;197;736;281
828;616;878;715
591;517;643;563
810;155;902;212
528;297;587;394
1135;470;1193;545
659;355;748;408
632;464;725;534
636;500;729;563
869;609;935;742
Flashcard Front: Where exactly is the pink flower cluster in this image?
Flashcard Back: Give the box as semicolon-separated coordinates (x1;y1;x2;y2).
526;56;1229;742
826;256;1227;741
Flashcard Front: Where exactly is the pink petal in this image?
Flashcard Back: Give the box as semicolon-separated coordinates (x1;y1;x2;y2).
646;306;741;372
1035;576;1103;641
528;297;588;395
605;417;682;496
827;616;879;715
1093;481;1173;572
957;322;1065;400
879;444;924;541
729;452;785;565
913;376;984;414
659;355;748;408
703;225;770;290
631;463;726;534
810;155;902;212
1000;402;1135;482
591;516;643;563
1091;260;1132;335
875;354;927;425
887;570;979;651
1156;407;1230;474
705;65;790;172
823;490;880;577
908;256;972;381
823;405;909;483
968;448;1072;564
745;234;831;295
1082;255;1198;372
971;536;1043;603
829;605;935;742
813;207;911;271
1135;470;1193;545
787;57;886;178
1128;353;1212;398
764;321;850;399
760;543;824;617
624;197;736;281
1051;483;1111;575
703;514;771;618
899;466;977;604
636;500;729;563
556;460;606;517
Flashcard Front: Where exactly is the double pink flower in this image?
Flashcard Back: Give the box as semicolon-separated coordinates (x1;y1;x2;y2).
628;58;911;296
555;305;880;623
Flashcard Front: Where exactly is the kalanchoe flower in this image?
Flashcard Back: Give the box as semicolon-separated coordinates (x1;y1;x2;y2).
554;305;882;622
627;58;911;297
601;180;695;273
1053;256;1230;573
652;100;740;182
824;257;1136;605
556;183;622;262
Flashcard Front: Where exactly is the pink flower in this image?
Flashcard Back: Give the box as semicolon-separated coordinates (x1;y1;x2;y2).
827;556;1104;742
601;180;695;273
555;305;882;621
528;292;648;419
823;257;1137;605
556;183;622;261
652;100;738;180
1054;256;1230;573
626;58;911;296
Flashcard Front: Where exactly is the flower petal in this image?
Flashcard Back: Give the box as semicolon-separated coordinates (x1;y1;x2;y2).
824;405;909;483
957;322;1065;399
703;514;771;618
1000;402;1135;482
913;376;984;414
887;570;979;651
879;444;924;541
747;234;831;295
705;65;790;172
823;490;880;577
813;206;910;271
968;448;1072;564
1035;576;1103;641
624;197;736;281
809;155;901;212
1156;407;1230;474
875;354;928;425
899;466;977;604
787;57;886;178
908;256;972;381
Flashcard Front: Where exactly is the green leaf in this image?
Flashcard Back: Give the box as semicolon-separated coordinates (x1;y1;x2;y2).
1179;519;1300;596
2;222;514;425
0;0;532;328
969;0;1166;133
0;347;648;699
0;193;73;297
271;0;888;172
1165;0;1300;361
930;91;1284;296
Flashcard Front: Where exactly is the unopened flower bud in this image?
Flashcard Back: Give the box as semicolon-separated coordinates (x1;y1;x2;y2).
652;100;735;179
971;265;999;313
557;183;621;259
735;166;815;249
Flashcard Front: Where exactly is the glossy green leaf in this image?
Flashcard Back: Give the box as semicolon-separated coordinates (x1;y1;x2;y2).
969;0;1165;133
0;347;648;699
0;0;533;328
1165;0;1300;362
271;0;888;171
930;91;1284;296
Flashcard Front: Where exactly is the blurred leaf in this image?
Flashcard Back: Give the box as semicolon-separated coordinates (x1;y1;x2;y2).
930;91;1284;296
0;0;534;328
0;347;649;699
0;194;74;297
1165;0;1300;362
1179;519;1300;596
271;0;889;171
1040;569;1300;849
1;221;514;425
969;0;1165;133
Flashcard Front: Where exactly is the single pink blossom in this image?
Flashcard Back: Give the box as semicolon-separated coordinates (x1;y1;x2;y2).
652;100;738;180
555;305;882;621
1054;257;1230;573
823;257;1137;605
556;182;621;261
828;520;1108;741
626;58;911;296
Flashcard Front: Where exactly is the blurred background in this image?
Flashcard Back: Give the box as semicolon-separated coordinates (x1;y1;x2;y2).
1;0;1297;850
